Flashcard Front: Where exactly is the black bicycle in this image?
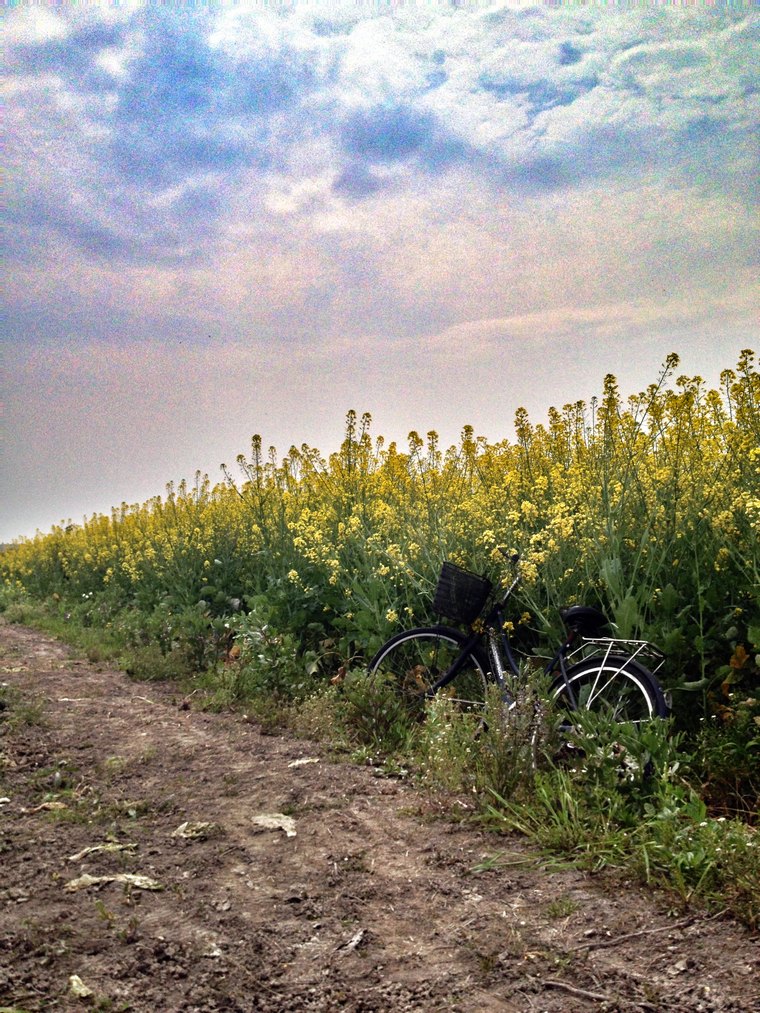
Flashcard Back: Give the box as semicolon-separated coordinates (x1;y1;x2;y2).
368;558;670;724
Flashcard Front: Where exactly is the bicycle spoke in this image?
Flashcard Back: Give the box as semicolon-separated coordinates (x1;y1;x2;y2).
552;655;666;725
369;627;489;715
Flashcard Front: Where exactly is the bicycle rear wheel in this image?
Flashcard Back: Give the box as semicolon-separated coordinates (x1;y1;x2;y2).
550;655;668;724
368;626;490;717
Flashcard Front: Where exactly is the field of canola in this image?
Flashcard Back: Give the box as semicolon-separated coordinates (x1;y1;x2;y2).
2;351;758;734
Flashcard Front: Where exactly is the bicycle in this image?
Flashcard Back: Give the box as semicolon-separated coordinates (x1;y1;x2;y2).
368;557;670;727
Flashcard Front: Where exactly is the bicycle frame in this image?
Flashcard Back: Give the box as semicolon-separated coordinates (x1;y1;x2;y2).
426;575;605;710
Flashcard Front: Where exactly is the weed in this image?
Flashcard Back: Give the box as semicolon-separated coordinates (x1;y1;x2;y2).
475;676;552;801
117;915;141;944
487;768;628;864
0;684;46;730
484;709;760;926
469;851;534;873
288;685;348;743
0;583;43;625
693;702;760;822
632;805;760;927
94;899;116;924
122;644;194;682
545;895;580;919
417;694;481;794
473;947;500;975
341;668;418;754
418;674;550;803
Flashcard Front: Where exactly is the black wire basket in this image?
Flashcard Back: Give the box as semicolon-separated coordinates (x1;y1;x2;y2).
433;562;492;625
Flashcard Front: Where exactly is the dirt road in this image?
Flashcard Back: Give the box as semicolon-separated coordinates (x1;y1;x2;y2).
1;620;757;1012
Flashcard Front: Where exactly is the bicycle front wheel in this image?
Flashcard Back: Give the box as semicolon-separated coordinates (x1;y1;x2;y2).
368;626;490;717
550;655;669;724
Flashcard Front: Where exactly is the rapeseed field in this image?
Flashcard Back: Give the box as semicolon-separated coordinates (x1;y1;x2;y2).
2;351;758;736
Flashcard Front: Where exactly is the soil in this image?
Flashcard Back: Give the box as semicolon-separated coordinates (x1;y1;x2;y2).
1;620;758;1013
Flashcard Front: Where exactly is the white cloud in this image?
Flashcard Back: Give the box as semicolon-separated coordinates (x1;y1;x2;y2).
5;6;68;45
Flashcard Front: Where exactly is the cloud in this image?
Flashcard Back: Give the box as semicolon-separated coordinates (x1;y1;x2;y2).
3;3;757;320
422;289;759;365
110;19;238;185
333;162;384;199
334;100;469;195
3;3;757;546
5;4;756;272
4;9;324;263
8;18;125;93
417;9;758;194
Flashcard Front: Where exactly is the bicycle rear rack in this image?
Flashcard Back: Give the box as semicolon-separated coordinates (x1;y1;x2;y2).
569;637;666;676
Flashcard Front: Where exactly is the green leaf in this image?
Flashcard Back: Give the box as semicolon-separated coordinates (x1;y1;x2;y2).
659;584;679;616
678;678;709;692
613;595;642;639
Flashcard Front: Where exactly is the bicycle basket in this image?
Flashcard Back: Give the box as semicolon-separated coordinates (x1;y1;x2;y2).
433;562;492;625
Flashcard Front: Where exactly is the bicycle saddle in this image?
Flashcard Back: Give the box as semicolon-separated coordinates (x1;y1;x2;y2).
560;605;609;637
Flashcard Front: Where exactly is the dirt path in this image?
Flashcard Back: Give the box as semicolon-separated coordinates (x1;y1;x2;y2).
1;620;758;1013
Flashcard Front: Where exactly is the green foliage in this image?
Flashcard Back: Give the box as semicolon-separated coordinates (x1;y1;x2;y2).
1;350;758;815
693;705;760;821
121;643;196;682
634;805;760;927
484;709;759;927
341;668;418;754
223;603;323;704
0;582;40;625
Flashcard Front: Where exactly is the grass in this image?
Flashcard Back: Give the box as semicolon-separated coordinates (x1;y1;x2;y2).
2;600;757;929
477;717;760;928
545;895;580;919
0;683;46;732
229;658;758;928
264;676;760;928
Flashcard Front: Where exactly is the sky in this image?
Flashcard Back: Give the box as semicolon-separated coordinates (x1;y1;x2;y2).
2;0;758;543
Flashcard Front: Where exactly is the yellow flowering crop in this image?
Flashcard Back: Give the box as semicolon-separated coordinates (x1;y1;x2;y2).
0;354;757;702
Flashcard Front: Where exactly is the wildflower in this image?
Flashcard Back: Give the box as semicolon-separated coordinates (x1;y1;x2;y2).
386;609;399;624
